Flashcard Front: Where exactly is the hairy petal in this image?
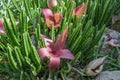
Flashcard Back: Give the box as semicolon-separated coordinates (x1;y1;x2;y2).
107;39;120;47
54;27;68;50
42;8;53;19
54;13;62;28
49;56;60;69
72;3;86;18
40;34;54;50
46;19;54;28
38;48;50;59
58;49;74;60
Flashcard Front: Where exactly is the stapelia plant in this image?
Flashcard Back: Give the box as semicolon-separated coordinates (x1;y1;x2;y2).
38;28;74;69
0;9;41;79
0;0;120;79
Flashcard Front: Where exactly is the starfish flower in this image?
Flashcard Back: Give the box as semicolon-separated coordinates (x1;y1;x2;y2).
42;8;62;28
0;19;5;34
38;28;74;69
72;3;86;18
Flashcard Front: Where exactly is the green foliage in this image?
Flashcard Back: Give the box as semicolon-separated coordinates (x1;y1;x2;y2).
85;0;118;27
0;8;41;79
0;0;119;79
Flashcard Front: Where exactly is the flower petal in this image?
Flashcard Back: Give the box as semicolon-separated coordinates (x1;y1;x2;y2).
72;3;86;18
54;13;62;28
107;39;120;47
40;34;54;50
42;8;54;28
49;56;60;69
38;48;50;59
46;19;54;28
106;34;115;41
58;49;74;60
0;19;5;34
42;8;54;19
54;27;68;50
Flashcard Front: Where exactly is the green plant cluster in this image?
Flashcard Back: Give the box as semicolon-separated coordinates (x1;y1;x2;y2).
0;0;120;79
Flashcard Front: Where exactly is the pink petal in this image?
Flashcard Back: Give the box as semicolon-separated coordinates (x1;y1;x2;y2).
54;27;68;50
0;19;3;27
73;3;86;18
38;48;50;59
57;49;74;60
54;13;62;28
107;39;120;47
46;19;54;28
0;19;5;34
42;8;54;19
49;56;60;69
40;34;54;50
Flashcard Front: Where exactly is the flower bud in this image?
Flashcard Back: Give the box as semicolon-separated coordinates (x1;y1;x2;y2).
72;3;86;18
47;0;58;9
85;56;107;76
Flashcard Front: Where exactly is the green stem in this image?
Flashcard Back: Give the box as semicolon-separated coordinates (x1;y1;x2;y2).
72;67;86;76
48;71;52;80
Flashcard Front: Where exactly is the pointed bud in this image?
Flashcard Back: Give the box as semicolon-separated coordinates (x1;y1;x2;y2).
47;0;58;9
72;3;86;18
85;56;107;76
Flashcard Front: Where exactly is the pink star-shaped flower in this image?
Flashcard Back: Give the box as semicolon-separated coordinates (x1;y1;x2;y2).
38;28;74;69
